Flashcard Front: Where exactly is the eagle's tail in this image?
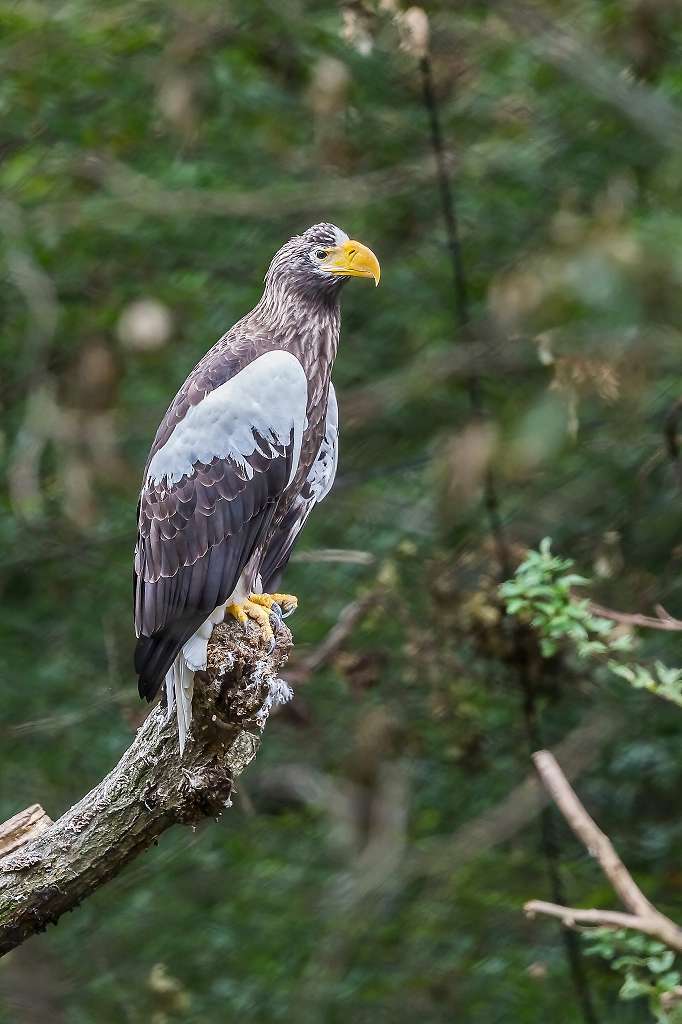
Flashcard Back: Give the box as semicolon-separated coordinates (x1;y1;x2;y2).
164;655;195;755
135;614;205;702
136;613;218;755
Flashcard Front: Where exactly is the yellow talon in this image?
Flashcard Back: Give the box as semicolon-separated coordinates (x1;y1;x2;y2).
226;598;277;648
226;592;298;648
250;592;299;618
244;601;274;645
226;602;248;627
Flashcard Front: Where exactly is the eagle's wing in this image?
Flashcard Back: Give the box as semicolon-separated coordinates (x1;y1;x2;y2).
260;382;338;592
134;348;308;699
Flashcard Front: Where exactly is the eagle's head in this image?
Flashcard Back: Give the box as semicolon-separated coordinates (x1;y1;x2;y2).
265;222;380;299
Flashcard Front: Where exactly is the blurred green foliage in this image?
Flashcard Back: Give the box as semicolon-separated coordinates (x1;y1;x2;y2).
585;930;682;1023
2;1;682;1021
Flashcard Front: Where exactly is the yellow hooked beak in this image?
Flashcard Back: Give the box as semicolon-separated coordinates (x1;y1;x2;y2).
323;239;381;286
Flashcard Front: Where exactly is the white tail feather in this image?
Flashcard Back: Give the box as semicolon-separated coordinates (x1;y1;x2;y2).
165;655;195;755
163;603;228;754
164;671;176;723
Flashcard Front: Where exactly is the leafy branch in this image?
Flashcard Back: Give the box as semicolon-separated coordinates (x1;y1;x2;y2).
525;752;682;1024
584;930;682;1024
500;538;682;707
504;542;682;1020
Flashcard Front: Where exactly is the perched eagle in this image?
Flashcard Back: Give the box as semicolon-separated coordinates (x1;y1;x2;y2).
133;223;380;751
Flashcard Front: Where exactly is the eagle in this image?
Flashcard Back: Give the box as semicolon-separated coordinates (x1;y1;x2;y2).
133;223;380;751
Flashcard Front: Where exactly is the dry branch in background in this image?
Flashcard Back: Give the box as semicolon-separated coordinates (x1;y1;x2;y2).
524;751;682;954
36;151;454;230
588;601;682;633
288;585;383;683
0;620;292;958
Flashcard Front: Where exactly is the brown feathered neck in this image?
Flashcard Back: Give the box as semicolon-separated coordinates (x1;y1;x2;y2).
251;262;342;379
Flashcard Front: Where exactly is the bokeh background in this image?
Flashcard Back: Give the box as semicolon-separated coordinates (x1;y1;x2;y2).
2;1;682;1021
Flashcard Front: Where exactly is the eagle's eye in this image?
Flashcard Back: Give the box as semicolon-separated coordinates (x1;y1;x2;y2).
314;249;328;260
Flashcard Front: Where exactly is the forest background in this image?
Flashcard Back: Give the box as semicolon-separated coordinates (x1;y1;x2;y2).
2;1;682;1021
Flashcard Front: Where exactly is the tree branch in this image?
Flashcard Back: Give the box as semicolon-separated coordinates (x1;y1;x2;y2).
0;618;293;958
588;601;682;633
524;901;667;941
0;805;53;858
36;151;453;230
524;751;682;953
414;708;622;878
288;585;383;683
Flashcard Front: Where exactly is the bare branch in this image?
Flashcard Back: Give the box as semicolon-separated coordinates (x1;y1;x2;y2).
290;586;382;683
524;901;654;936
525;751;682;954
293;548;375;566
414;708;622;877
343;332;532;428
532;750;653;918
0;805;53;858
35;151;453;230
588;601;682;633
0;619;292;957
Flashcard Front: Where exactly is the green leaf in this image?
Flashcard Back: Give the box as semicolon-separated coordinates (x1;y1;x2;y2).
619;974;653;1000
648;951;676;974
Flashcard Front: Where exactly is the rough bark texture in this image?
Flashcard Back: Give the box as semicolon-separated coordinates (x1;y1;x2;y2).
0;618;293;957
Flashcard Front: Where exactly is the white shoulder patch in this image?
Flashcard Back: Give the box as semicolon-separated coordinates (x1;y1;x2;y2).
146;350;308;488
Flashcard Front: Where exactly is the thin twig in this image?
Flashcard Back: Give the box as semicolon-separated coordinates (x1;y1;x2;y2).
293;548;375;566
414;708;622;877
34;151;453;231
495;1;682;151
588;601;682;633
525;751;682;954
418;52;510;570
289;586;382;683
532;751;653;918
525;902;656;936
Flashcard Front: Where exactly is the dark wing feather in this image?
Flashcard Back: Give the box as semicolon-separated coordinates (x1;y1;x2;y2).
134;450;292;700
261;383;338;591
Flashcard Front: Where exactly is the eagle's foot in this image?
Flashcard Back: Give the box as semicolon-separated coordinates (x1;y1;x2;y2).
249;592;299;620
226;598;277;651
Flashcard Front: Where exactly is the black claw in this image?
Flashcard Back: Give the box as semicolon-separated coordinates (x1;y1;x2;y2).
270;602;283;622
281;603;296;619
266;634;276;654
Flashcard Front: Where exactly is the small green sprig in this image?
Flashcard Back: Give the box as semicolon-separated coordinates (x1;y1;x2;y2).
608;661;682;706
499;538;633;659
500;539;682;707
